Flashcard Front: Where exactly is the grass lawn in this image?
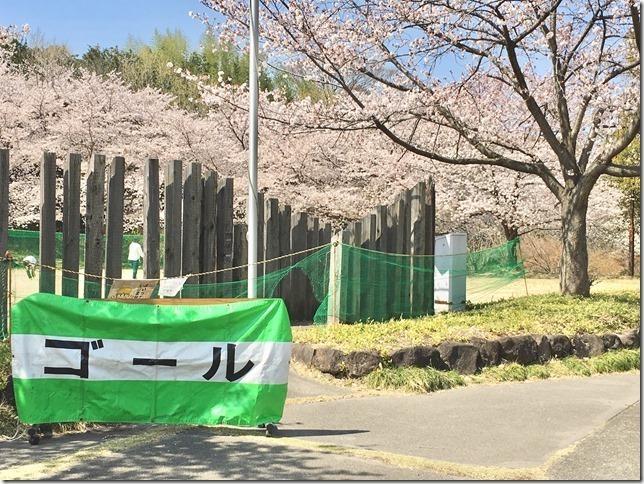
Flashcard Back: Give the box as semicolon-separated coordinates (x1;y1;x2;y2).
467;276;640;303
293;290;640;354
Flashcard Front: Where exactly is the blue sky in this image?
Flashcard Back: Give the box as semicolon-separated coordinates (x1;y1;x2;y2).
0;0;213;54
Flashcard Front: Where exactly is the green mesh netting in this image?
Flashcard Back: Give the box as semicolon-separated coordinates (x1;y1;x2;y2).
1;236;525;336
6;229;151;268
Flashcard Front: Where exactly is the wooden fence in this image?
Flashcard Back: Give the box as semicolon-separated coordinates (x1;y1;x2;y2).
0;149;435;324
327;180;435;322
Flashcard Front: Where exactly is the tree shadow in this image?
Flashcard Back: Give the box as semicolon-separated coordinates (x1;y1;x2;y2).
41;426;384;480
0;425;138;471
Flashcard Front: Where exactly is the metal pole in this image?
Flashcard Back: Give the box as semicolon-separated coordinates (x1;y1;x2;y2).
247;0;259;298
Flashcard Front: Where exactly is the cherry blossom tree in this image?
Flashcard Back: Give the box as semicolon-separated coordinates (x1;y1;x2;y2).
198;0;641;295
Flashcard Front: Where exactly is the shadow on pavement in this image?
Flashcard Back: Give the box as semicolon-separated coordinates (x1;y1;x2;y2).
275;428;368;437
0;425;137;471
41;427;383;480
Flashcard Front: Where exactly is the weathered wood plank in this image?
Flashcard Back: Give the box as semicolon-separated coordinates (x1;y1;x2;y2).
200;170;217;295
0;149;9;326
400;189;412;316
263;197;279;296
424;179;436;315
84;154;106;298
274;203;291;299
390;193;406;316
304;216;320;317
348;220;361;322
40;152;57;294
181;162;202;297
0;150;8;257
409;181;427;315
104;156;125;297
289;211;309;321
374;204;388;319
143;158;160;280
216;177;234;291
62;153;81;297
164;160;182;279
326;230;349;324
339;228;353;322
233;223;248;283
256;191;265;284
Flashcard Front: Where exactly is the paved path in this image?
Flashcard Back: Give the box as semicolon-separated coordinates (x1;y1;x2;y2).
0;370;639;480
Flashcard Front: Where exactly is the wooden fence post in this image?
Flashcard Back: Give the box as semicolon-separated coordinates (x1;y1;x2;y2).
216;178;234;294
233;223;248;283
164;160;182;279
390;192;407;316
182;162;202;297
257;191;265;291
200;170;217;295
348;221;361;322
40;152;57;295
144;158;160;280
304;216;320;316
104;156;125;297
424;179;436;314
289;211;308;321
62;153;81;297
409;181;427;315
326;229;351;324
360;213;376;318
263;197;279;296
0;150;9;326
275;203;291;299
84;154;106;299
374;204;389;319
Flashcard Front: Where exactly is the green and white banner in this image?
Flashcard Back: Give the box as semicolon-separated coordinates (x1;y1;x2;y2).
11;294;292;427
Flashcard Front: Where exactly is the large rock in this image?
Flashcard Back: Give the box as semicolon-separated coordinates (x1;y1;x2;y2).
470;338;502;367
547;335;573;358
497;335;539;365
531;335;552;363
311;347;347;376
291;343;315;366
345;351;381;377
573;334;605;358
618;329;641;349
438;342;482;375
390;345;447;370
601;333;623;351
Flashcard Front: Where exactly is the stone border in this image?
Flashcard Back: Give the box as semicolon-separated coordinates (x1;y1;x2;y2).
291;328;641;378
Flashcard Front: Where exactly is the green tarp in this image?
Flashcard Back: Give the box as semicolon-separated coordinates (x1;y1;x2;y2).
11;294;292;426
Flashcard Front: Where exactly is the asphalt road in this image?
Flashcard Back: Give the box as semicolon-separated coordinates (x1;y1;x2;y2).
0;371;639;480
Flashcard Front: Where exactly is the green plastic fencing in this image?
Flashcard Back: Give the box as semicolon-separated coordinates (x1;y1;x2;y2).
0;237;525;338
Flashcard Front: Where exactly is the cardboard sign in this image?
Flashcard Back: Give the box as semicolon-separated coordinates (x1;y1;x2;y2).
158;276;188;297
106;279;158;300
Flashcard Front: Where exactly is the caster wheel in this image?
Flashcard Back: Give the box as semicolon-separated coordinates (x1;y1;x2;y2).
28;433;40;445
265;423;277;437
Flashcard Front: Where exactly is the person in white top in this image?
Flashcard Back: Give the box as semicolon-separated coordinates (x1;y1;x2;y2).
127;241;144;279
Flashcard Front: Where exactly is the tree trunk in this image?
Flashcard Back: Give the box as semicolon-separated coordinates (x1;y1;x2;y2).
628;197;635;278
501;223;519;265
559;193;591;296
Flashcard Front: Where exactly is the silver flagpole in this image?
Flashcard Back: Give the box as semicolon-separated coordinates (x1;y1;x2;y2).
247;0;259;298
